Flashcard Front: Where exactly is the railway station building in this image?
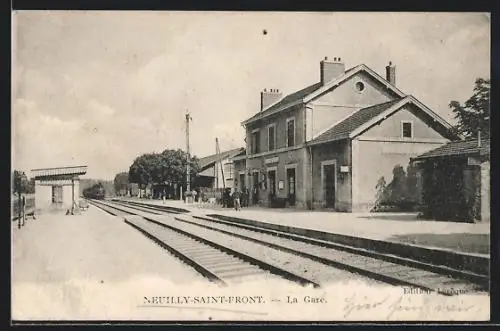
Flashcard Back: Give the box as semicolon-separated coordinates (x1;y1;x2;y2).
233;57;460;212
31;165;88;214
196;147;245;190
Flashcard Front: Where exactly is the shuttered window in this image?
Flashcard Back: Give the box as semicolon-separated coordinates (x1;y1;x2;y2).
287;118;295;147
268;125;276;151
402;121;413;138
251;130;260;154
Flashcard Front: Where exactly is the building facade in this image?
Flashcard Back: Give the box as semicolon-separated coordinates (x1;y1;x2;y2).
234;57;458;212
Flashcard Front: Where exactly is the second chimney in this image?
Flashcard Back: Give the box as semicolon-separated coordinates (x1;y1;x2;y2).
386;61;396;86
260;88;283;111
320;56;345;85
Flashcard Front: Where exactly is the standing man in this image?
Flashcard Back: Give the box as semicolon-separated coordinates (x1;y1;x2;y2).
198;189;205;206
253;184;259;206
232;190;241;211
191;189;197;204
244;188;249;207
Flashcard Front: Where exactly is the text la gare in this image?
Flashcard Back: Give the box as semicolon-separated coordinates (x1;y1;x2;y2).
287;296;327;304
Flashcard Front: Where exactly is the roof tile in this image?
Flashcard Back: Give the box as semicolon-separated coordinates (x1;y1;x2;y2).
244;82;323;124
413;139;490;160
242;65;389;125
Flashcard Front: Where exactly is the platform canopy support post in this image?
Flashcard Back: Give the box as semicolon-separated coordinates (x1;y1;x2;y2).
71;178;75;215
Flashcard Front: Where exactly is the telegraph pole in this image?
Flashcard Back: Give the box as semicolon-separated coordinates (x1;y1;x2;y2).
216;137;225;189
185;109;192;193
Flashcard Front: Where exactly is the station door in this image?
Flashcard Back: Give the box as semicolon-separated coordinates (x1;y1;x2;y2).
52;185;63;204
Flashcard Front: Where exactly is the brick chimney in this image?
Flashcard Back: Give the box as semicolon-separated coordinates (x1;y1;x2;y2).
385;61;396;86
260;88;283;111
320;56;345;85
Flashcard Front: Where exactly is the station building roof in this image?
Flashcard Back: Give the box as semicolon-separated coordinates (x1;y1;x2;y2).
31;165;88;179
198;148;245;170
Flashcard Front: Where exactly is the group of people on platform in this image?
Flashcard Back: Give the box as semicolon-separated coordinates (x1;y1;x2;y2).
183;187;253;211
222;188;251;211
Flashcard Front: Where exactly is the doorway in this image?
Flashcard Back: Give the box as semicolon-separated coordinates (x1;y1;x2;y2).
239;173;246;191
268;170;276;200
52;185;63;205
323;163;336;208
252;172;259;205
286;168;296;206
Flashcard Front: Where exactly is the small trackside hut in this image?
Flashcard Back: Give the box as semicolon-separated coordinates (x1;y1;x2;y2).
31;165;88;215
411;138;490;223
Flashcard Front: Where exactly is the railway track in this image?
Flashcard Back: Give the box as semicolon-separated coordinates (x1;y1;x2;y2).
88;199;315;287
111;199;186;214
89;199;488;295
174;214;488;294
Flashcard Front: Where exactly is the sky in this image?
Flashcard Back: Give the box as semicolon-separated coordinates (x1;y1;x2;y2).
12;11;490;180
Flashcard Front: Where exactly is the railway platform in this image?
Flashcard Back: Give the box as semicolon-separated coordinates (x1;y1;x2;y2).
116;198;490;277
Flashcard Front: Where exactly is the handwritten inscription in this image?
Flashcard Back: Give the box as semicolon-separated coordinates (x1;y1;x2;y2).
387;295;476;319
343;294;389;318
341;293;477;319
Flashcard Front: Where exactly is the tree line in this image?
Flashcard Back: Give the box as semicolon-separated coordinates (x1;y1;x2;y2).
12;170;35;194
114;149;201;197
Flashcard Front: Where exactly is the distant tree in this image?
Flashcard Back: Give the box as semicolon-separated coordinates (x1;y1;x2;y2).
12;170;35;194
128;149;201;193
372;176;387;211
113;172;130;196
159;149;200;187
449;78;490;139
129;153;159;191
386;165;408;203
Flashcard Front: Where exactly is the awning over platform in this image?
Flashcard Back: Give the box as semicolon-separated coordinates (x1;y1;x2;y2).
36;179;79;186
31;165;88;179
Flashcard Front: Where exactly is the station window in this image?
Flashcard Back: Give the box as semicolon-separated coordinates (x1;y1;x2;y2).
355;81;365;92
251;130;260;154
268;124;276;151
402;121;413;138
287;118;295;147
